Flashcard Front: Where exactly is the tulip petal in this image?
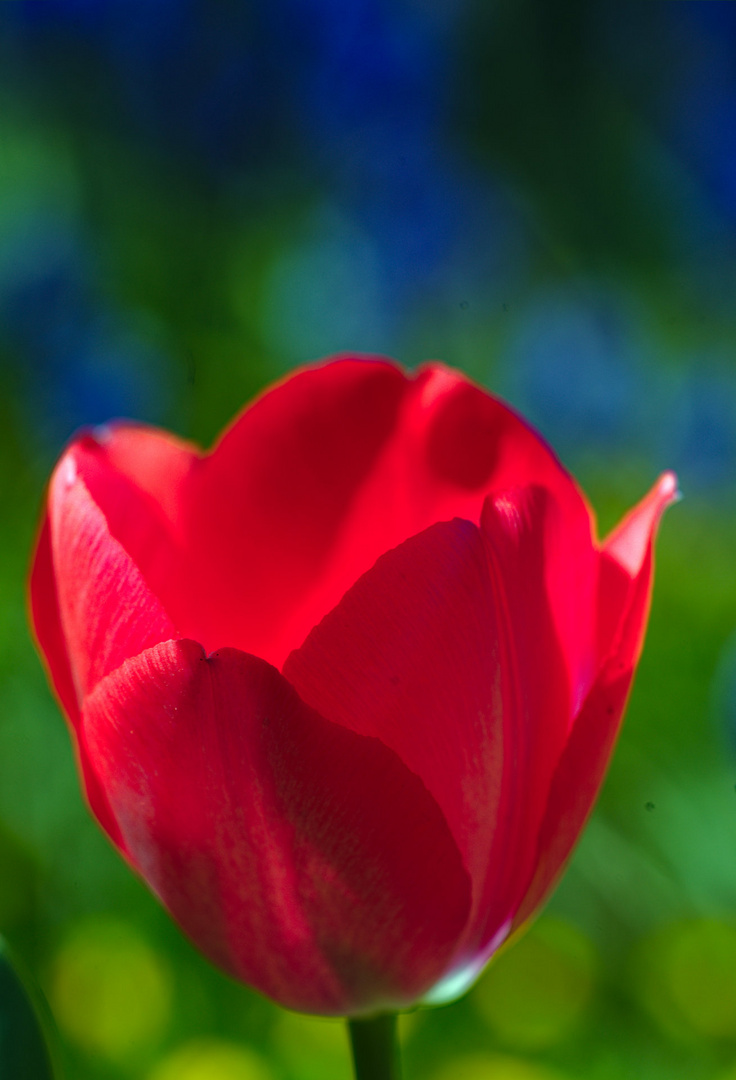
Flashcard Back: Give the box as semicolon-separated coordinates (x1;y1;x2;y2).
64;361;595;676
285;492;571;966
510;659;634;937
29;514;79;726
272;363;598;674
510;473;677;931
83;423;196;531
47;450;178;699
179;359;410;660
420;371;598;710
605;471;678;578
596;471;679;667
67;429;194;628
64;360;410;664
80;639;471;1015
472;491;572;931
285;519;505;888
29;513;128;850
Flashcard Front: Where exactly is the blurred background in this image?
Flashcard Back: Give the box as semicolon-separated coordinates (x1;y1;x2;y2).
1;1;736;1077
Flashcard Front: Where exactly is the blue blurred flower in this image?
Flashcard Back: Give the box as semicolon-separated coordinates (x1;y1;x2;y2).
608;2;736;227
661;366;736;493
499;284;645;455
0;211;168;447
276;0;476;304
259;203;392;365
3;0;487;314
5;0;275;178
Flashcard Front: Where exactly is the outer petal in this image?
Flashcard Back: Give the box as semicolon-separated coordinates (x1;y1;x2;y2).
471;490;572;943
29;513;79;726
80;640;471;1016
69;359;596;675
67;429;195;635
29;512;128;850
510;473;678;932
284;490;571;977
46;449;178;700
595;471;679;668
85;422;196;531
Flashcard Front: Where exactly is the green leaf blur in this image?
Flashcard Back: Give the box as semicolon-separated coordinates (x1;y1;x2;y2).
0;938;59;1079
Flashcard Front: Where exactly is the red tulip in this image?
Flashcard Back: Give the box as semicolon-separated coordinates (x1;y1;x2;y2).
30;357;675;1016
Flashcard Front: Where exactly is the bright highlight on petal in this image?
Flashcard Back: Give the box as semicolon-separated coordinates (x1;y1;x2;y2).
635;918;736;1041
28;355;675;1016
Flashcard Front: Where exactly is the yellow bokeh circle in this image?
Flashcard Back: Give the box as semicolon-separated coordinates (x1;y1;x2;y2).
430;1052;569;1080
148;1038;273;1080
49;915;172;1061
471;915;597;1049
636;917;736;1040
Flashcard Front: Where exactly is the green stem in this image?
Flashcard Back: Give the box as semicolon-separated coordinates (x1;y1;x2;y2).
348;1013;402;1080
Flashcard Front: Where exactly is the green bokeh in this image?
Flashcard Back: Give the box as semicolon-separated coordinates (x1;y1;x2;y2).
148;1039;274;1080
471;917;597;1050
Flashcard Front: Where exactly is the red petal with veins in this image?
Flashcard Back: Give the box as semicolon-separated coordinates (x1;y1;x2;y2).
81;640;471;1014
46;449;177;700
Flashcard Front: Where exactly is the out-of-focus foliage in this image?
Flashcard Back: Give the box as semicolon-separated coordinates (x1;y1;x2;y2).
1;1;736;1077
0;938;58;1078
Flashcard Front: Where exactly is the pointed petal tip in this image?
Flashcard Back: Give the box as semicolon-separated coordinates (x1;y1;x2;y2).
646;470;681;525
604;470;678;578
658;470;681;506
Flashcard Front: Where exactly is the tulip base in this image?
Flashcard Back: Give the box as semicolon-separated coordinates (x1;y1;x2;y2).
348;1013;401;1080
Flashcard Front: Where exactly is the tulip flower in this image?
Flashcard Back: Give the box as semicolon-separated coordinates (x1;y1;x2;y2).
30;357;675;1029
